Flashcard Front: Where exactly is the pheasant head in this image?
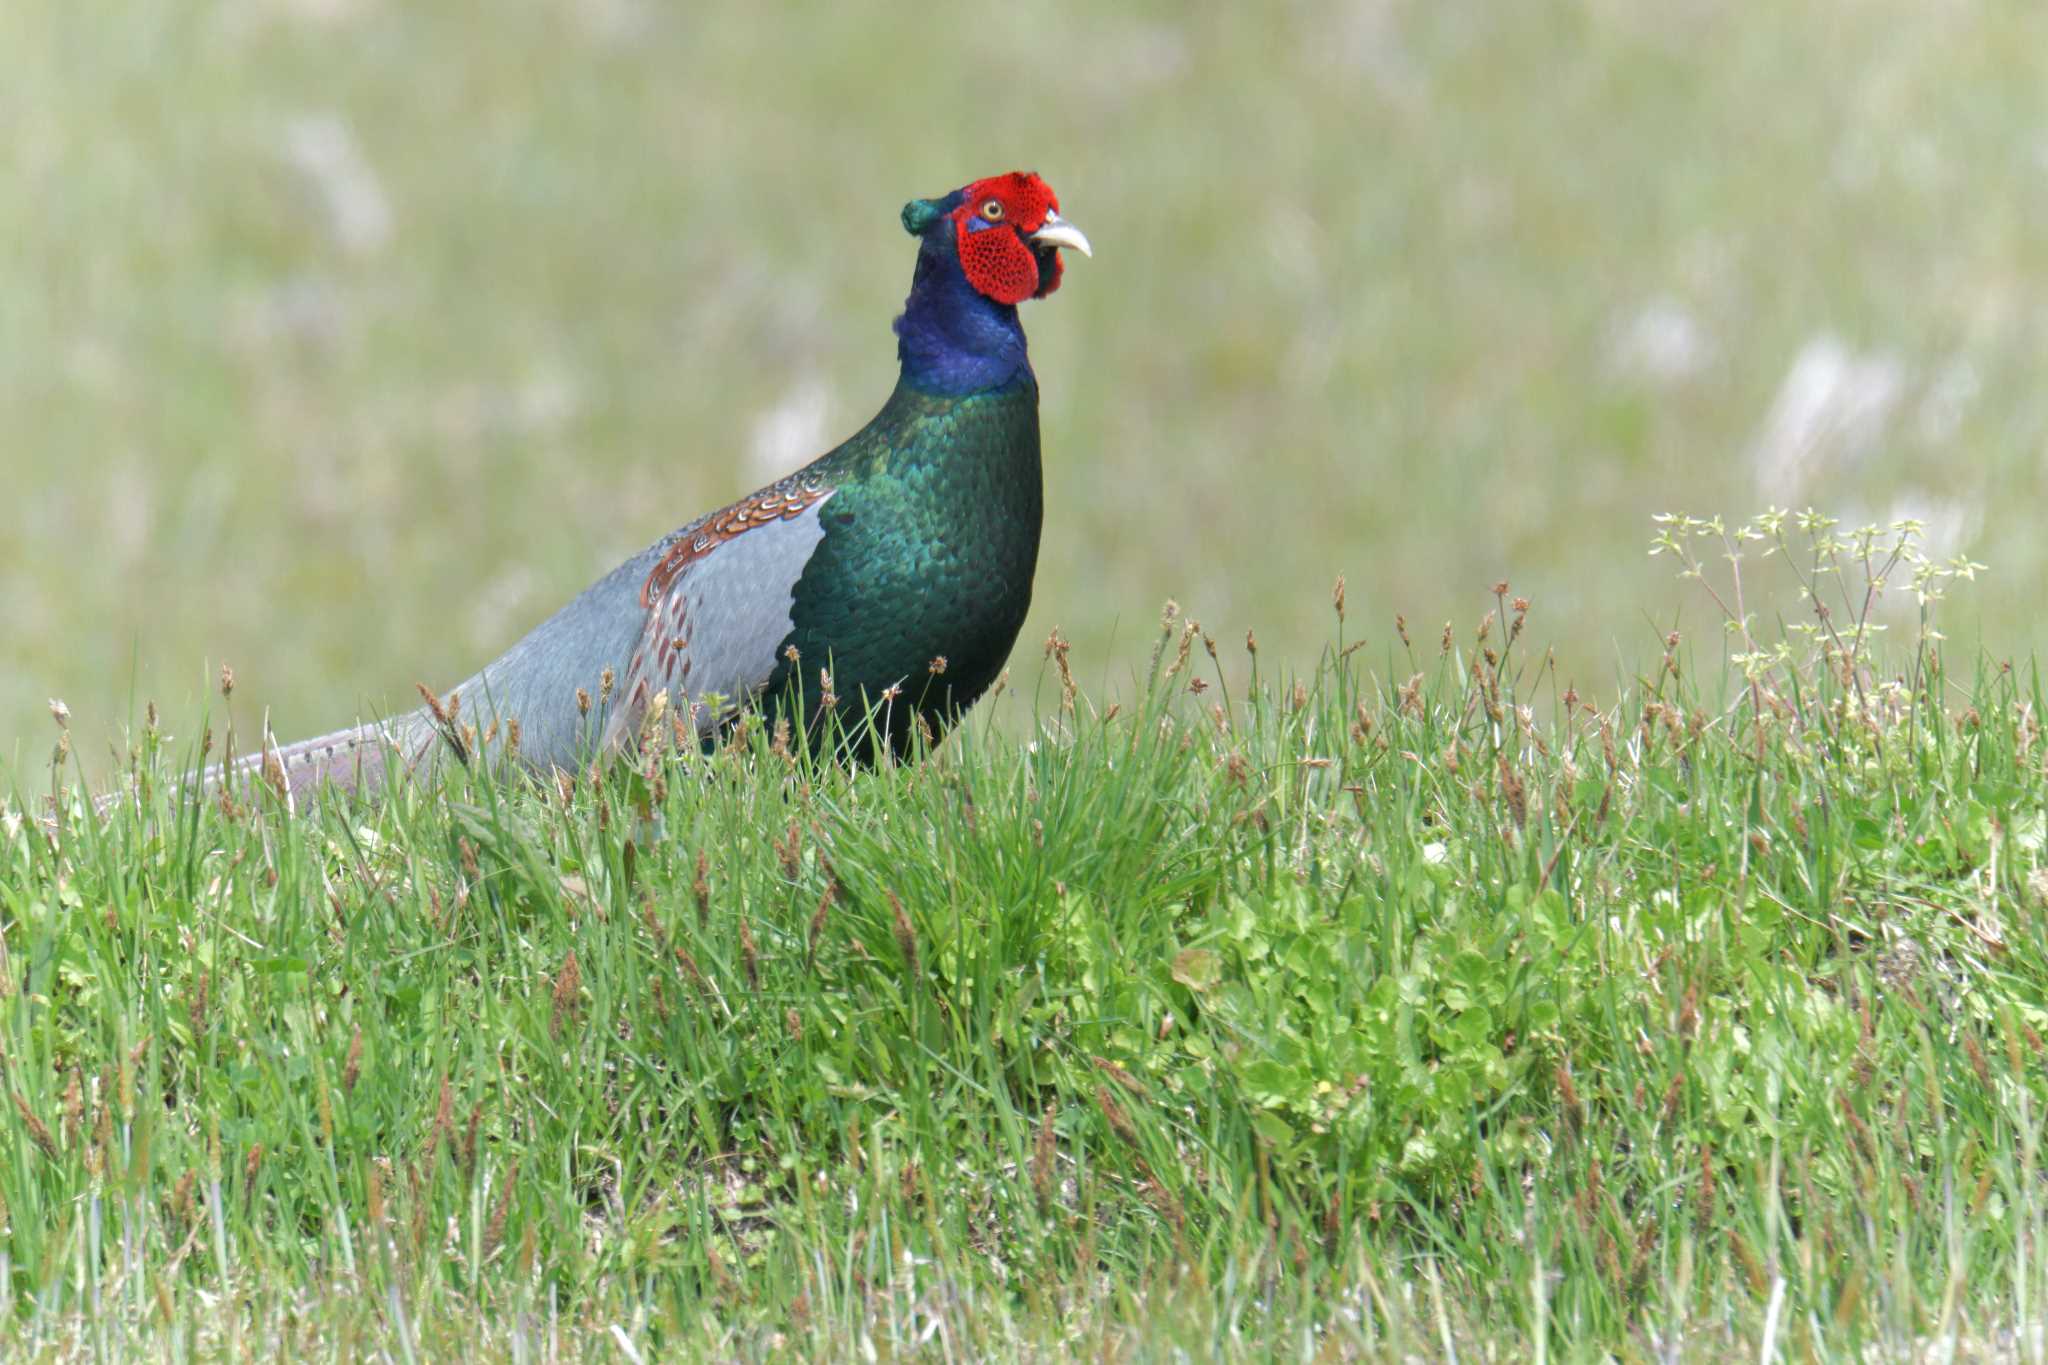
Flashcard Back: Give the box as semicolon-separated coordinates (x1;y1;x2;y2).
894;171;1090;391
901;171;1091;305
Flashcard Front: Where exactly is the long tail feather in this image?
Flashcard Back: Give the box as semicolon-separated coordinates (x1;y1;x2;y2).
221;712;442;805
61;709;465;830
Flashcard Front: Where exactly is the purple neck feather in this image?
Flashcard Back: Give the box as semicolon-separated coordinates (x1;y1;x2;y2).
893;240;1032;395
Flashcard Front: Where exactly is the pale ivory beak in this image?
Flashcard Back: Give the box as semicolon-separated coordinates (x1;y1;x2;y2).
1029;210;1093;258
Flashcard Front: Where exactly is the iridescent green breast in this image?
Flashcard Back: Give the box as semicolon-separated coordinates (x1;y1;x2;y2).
769;375;1042;750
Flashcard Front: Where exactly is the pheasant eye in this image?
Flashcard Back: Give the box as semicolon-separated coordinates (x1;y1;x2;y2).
979;199;1005;221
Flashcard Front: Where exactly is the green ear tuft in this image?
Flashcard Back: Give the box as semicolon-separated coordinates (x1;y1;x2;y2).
901;199;944;236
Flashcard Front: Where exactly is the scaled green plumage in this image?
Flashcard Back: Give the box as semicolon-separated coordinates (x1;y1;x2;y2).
770;376;1043;751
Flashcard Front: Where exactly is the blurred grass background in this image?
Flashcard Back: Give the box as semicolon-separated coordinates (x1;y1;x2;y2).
5;0;2046;765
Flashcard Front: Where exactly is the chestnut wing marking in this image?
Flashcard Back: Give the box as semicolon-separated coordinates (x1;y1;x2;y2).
602;489;835;749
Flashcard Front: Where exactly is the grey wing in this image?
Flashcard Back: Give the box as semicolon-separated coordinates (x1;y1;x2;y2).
445;536;675;772
601;492;835;751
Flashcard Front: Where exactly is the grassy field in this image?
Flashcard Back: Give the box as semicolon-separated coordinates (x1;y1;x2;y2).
5;0;2048;761
11;1;2048;1357
5;516;2048;1357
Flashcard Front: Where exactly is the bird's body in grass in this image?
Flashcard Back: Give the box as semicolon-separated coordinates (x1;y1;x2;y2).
213;172;1090;802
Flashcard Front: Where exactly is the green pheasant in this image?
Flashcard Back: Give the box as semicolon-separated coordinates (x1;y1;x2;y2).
222;171;1088;799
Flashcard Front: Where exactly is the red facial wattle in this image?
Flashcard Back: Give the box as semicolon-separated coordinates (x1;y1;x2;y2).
952;172;1066;305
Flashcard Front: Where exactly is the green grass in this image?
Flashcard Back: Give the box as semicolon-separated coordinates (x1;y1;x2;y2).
7;520;2048;1358
12;2;2048;1352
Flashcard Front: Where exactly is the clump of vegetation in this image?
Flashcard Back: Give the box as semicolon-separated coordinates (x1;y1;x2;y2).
1651;507;1987;751
2;512;2043;1359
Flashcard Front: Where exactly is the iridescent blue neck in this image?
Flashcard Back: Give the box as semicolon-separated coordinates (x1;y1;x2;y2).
893;242;1032;396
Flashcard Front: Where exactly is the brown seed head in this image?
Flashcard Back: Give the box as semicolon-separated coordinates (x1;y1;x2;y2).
640;888;668;951
1039;628;1079;707
1032;1103;1057;1210
1095;1085;1139;1148
424;1076;455;1166
889;890;919;978
262;746;289;803
1555;1062;1581;1115
188;971;210;1045
778;820;803;880
668;945;705;999
242;1142;264;1210
1143;1175;1186;1233
549;951;581;1037
739;918;760;991
807;879;836;962
482;1158;516;1261
1963;1033;1993;1090
1350;700;1374;747
1164;621;1195;680
342;1024;363;1094
13;1092;57;1161
172;1168;197;1224
1498;756;1526;829
1398;673;1424;719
